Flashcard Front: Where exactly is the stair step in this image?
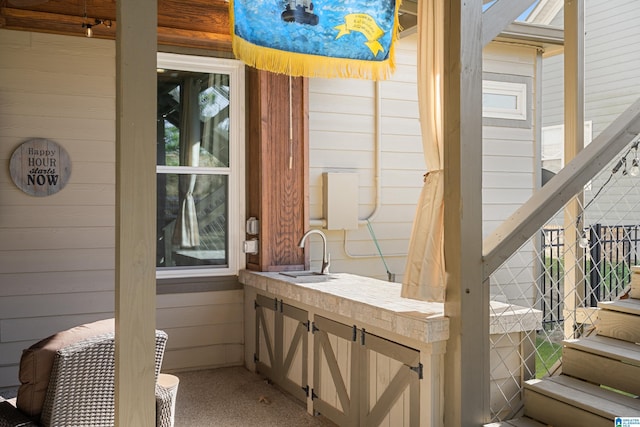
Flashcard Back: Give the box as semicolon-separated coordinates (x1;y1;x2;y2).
483;417;548;427
524;375;640;427
563;335;640;396
598;298;640;316
564;335;640;365
597;299;640;343
631;267;640;298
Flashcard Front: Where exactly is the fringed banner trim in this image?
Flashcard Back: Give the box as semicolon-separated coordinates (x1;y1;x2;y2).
232;36;396;80
230;0;401;81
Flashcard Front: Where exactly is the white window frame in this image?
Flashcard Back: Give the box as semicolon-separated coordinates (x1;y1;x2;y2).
156;52;246;279
542;121;593;190
541;121;593;169
482;79;527;121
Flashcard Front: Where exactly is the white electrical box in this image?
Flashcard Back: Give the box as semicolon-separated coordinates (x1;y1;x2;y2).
323;172;359;230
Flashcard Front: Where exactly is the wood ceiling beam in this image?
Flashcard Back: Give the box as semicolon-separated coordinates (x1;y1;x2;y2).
158;0;229;33
0;7;232;51
2;0;230;32
1;8;92;37
158;27;231;52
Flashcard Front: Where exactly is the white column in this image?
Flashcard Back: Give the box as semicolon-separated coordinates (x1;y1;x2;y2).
115;1;158;425
442;0;488;425
563;0;585;339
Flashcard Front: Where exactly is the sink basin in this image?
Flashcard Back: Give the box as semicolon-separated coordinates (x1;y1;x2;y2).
279;271;326;278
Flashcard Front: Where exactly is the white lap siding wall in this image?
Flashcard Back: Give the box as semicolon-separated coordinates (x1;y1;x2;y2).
308;34;538;306
0;30;243;388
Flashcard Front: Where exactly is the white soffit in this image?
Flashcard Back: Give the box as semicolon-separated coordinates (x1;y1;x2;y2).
525;0;563;25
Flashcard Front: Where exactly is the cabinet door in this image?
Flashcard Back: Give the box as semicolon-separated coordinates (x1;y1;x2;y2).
312;316;421;427
361;331;421;427
253;294;278;380
254;294;309;403
280;302;309;402
313;315;360;426
255;293;278;379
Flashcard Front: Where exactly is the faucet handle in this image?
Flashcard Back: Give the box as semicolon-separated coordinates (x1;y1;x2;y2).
322;253;330;274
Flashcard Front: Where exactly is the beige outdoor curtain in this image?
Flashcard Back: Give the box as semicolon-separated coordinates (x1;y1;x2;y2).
401;0;446;302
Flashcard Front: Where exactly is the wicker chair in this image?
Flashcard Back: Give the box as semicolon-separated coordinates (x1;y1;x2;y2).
0;329;177;427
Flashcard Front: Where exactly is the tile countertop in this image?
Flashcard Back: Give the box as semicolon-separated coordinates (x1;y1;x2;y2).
239;271;542;345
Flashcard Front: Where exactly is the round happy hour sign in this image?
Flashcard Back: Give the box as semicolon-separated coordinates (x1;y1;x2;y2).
10;138;72;197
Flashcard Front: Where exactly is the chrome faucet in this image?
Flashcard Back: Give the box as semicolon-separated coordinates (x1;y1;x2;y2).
298;229;330;274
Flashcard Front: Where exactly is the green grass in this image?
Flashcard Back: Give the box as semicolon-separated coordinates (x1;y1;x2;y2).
543;256;631;297
535;335;562;378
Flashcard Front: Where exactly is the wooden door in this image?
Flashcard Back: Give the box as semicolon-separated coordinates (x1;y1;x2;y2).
254;294;309;403
255;293;277;379
280;302;309;402
312;316;421;427
312;315;360;426
360;331;421;427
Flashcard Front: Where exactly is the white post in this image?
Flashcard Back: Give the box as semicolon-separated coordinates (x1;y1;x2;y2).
442;0;488;425
115;1;158;425
563;0;585;339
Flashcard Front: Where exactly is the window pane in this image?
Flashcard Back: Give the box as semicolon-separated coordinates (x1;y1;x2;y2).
156;173;229;268
483;93;517;110
157;70;230;168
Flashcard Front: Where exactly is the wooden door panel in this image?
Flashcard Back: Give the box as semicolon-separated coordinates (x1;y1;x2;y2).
362;331;420;427
255;294;277;377
313;315;358;426
281;302;308;402
254;295;309;403
312;317;421;426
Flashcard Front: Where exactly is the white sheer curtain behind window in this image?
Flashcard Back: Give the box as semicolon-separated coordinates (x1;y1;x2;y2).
401;0;446;302
173;77;201;248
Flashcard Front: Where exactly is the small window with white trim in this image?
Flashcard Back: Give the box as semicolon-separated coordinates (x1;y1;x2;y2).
482;80;527;121
156;53;245;278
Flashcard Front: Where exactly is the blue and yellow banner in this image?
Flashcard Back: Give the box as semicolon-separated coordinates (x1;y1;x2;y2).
230;0;400;80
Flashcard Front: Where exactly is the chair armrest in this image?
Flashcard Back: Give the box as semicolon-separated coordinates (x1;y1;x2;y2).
155;374;179;427
0;401;38;427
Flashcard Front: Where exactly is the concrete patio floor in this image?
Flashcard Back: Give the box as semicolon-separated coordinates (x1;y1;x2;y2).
174;366;336;426
1;366;335;426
